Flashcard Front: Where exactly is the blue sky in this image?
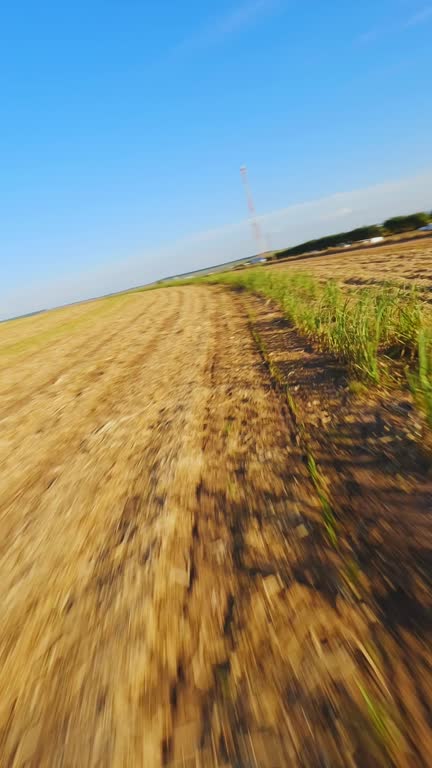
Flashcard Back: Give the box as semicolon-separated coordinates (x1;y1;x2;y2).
1;0;432;318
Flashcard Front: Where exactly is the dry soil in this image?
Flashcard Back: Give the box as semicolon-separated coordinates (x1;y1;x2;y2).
1;284;431;767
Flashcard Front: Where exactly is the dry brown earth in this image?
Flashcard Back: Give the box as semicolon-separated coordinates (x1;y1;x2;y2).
1;284;431;766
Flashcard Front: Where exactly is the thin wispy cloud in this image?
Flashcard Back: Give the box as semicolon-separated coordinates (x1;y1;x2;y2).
319;207;353;222
355;27;380;46
175;0;279;54
356;4;432;44
404;5;432;27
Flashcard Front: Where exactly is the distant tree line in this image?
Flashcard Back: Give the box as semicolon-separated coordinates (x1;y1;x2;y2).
383;212;430;234
275;211;432;259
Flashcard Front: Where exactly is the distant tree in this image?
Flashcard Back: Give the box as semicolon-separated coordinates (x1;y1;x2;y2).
383;213;430;234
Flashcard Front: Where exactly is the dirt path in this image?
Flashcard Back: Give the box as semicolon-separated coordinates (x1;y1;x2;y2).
0;286;431;766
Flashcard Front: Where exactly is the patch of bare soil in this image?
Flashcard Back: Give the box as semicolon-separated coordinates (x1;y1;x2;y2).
1;285;431;766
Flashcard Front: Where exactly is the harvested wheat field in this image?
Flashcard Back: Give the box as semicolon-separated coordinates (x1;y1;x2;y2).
272;235;432;294
1;280;432;767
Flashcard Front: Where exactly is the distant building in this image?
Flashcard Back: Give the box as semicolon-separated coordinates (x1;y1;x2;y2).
249;256;267;264
418;224;432;232
362;236;384;245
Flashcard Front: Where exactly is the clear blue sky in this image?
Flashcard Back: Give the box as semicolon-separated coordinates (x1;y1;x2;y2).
1;0;432;317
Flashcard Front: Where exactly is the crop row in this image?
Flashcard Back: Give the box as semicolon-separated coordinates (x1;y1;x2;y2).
204;270;432;424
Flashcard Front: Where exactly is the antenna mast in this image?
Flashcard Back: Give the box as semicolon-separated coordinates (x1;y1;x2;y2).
240;165;266;255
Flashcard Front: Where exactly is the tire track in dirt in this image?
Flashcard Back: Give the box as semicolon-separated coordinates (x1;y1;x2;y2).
161;290;379;767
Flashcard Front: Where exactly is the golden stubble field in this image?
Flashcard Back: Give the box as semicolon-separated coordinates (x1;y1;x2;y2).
1;247;432;766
